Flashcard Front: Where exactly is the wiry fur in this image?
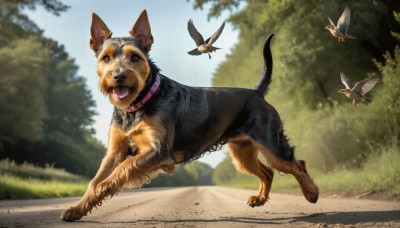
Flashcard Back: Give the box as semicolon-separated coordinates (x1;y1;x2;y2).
60;10;319;222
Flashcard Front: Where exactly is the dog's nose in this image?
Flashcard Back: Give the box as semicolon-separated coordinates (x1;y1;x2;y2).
113;72;127;83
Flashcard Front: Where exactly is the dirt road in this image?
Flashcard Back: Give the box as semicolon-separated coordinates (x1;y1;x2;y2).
0;186;399;227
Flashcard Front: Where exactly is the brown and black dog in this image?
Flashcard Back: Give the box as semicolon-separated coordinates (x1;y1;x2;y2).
60;10;319;222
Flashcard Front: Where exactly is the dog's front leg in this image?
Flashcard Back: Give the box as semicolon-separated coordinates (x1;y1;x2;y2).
95;115;172;197
95;148;172;199
60;125;129;222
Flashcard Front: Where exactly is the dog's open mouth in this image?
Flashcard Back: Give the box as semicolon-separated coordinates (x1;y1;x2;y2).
113;86;130;99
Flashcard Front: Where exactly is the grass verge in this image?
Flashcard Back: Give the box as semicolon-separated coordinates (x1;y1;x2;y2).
0;160;88;199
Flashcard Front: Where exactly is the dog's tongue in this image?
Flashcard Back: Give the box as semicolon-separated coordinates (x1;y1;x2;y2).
113;86;129;99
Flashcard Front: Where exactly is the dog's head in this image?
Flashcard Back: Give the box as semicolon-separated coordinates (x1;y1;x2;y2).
90;10;154;109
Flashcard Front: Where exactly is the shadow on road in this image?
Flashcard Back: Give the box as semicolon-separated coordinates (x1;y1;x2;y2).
75;210;400;226
79;217;288;226
291;210;400;225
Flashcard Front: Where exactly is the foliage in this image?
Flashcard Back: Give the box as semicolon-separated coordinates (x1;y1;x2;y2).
0;0;68;44
208;0;400;110
0;37;49;144
0;0;105;177
184;161;213;185
192;0;242;19
212;152;239;184
391;11;400;40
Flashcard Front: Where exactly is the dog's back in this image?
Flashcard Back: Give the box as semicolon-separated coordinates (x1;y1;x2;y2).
148;34;276;163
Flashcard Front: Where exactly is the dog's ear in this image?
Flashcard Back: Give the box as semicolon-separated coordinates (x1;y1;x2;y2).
130;10;154;51
90;13;112;53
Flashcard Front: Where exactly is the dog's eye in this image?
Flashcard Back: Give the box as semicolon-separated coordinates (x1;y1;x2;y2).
102;55;110;63
130;54;141;62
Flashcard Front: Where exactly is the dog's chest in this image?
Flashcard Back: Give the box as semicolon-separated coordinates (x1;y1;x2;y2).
113;109;166;153
112;109;140;131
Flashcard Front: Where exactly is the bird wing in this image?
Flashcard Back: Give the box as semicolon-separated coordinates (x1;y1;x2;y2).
187;19;205;46
353;75;380;95
337;6;351;34
340;72;352;90
328;16;336;28
187;48;202;56
206;21;225;45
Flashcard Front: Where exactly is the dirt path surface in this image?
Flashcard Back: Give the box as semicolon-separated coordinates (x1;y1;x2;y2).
0;186;399;227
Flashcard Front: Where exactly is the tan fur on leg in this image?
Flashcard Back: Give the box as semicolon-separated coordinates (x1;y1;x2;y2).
228;135;274;207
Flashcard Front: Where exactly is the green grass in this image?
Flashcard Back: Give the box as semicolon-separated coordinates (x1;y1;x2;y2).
0;160;88;199
220;144;400;198
0;174;88;199
0;159;84;182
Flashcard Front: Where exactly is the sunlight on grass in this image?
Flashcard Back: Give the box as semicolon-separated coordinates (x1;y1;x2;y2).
0;174;88;199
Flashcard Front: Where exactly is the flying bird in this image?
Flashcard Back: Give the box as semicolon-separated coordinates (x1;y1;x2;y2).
325;7;357;42
338;72;379;106
187;19;225;59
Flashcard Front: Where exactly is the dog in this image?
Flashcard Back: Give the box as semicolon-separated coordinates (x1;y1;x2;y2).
60;10;319;222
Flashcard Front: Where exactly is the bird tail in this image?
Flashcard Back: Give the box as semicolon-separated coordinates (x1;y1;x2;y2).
254;34;274;96
188;48;201;56
345;34;357;39
211;46;220;52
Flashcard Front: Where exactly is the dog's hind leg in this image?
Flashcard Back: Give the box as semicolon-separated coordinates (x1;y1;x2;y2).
256;140;319;203
228;134;274;207
246;112;319;203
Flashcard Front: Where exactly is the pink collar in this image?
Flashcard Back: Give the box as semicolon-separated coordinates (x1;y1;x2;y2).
125;74;161;112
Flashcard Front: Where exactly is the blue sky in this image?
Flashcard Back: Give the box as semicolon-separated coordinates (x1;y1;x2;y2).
26;0;240;167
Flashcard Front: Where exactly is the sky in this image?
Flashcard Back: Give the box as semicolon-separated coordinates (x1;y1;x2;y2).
26;0;240;167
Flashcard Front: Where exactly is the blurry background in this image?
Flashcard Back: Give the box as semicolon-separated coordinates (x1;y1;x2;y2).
1;0;399;199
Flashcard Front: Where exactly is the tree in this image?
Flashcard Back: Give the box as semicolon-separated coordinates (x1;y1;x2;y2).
0;0;68;45
212;154;238;185
0;37;49;149
185;161;213;185
0;0;104;177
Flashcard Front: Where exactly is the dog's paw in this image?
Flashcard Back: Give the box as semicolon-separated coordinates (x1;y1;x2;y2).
247;195;267;208
304;190;319;203
60;207;84;222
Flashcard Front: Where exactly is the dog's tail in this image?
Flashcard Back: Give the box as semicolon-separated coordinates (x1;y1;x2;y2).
254;34;274;96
